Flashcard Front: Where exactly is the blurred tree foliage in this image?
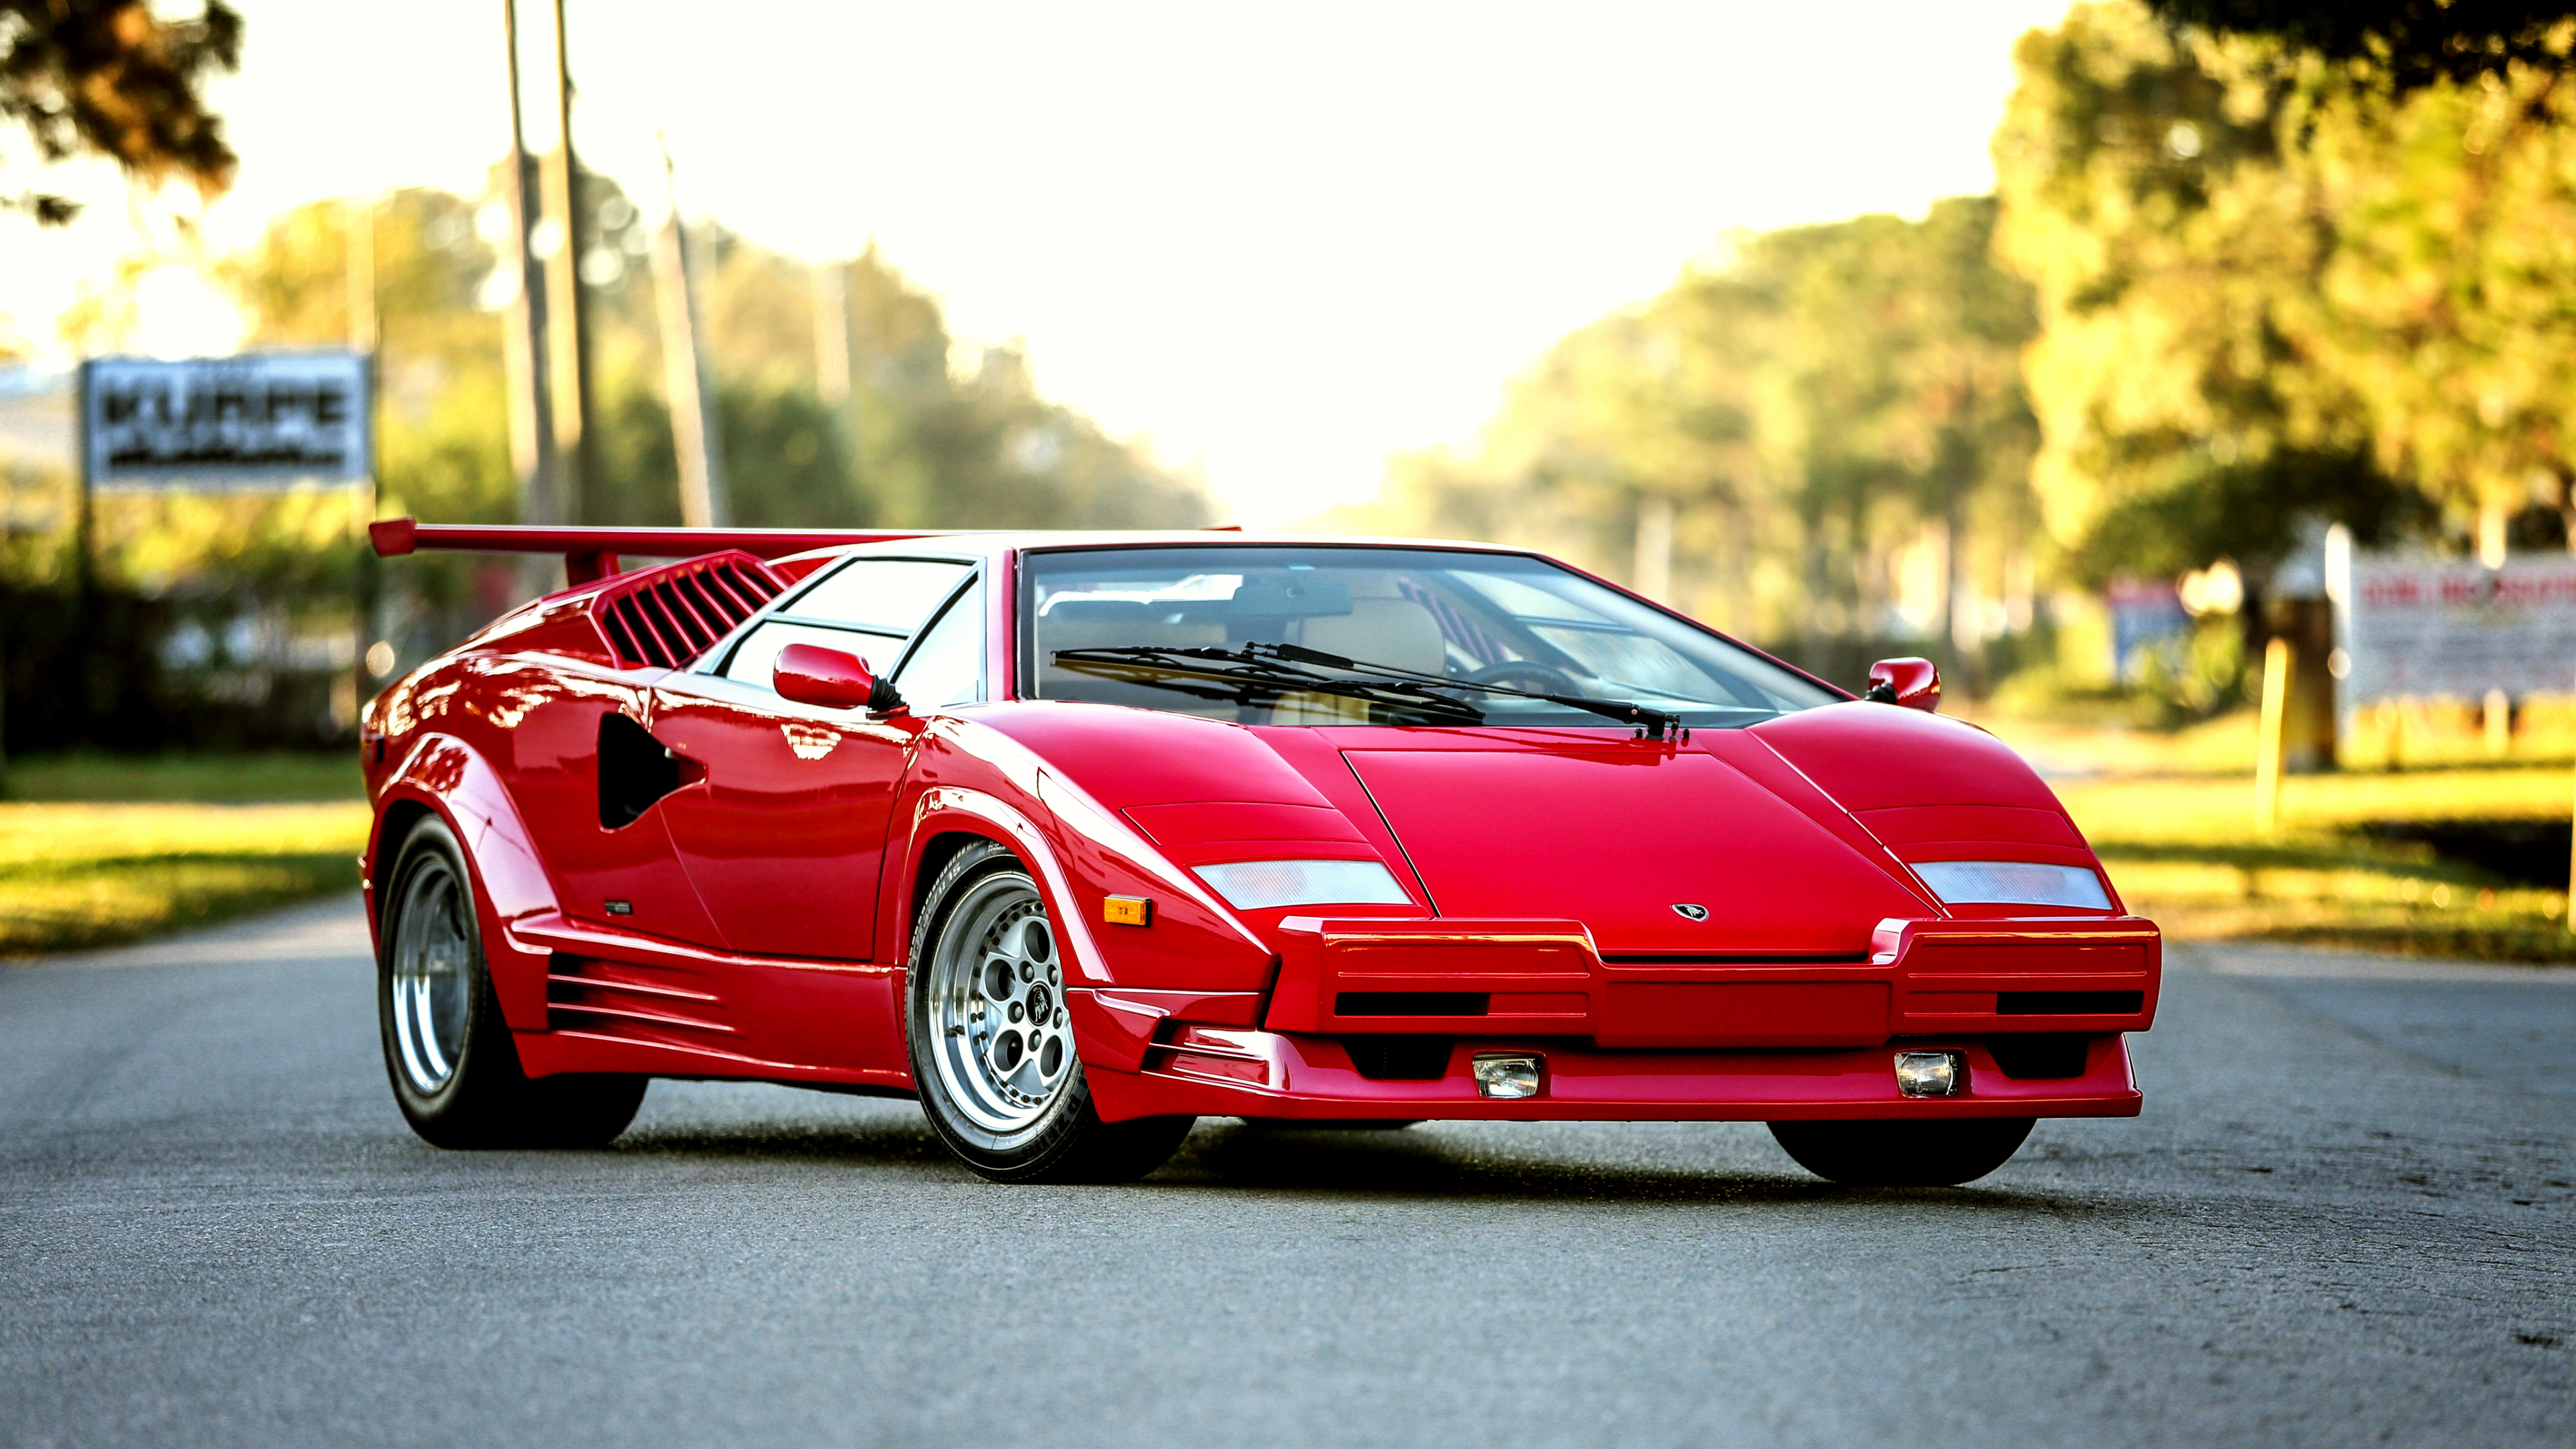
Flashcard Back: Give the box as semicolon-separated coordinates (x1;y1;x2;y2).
2147;1;2576;93
1358;0;2576;694
686;233;1209;531
1994;1;2576;582
0;0;240;223
211;174;1205;557
1362;196;2043;659
15;171;1210;705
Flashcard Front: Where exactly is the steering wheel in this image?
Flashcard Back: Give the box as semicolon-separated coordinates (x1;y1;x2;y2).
1462;659;1584;696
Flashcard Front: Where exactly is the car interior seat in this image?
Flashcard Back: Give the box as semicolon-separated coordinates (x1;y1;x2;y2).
1295;598;1444;674
1269;584;1447;723
1032;598;1226;698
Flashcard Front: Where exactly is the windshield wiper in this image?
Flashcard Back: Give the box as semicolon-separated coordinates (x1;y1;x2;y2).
1049;646;1487;725
1051;643;1687;740
1253;642;1689;741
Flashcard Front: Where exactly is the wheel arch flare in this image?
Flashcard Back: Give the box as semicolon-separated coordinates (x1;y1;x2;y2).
364;731;563;1030
896;719;1281;1084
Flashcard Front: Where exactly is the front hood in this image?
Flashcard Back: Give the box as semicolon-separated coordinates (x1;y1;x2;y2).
1745;700;2065;814
981;701;2083;957
1343;737;1930;955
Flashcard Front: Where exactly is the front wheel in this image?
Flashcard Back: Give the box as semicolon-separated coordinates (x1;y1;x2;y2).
378;818;646;1148
1766;1117;2034;1187
907;841;1192;1183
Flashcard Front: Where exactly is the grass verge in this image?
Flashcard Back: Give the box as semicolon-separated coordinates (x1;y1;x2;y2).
1;755;370;958
1994;719;2575;963
4;751;362;803
4;732;2567;963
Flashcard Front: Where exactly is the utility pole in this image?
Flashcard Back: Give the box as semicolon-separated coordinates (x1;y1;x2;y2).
2255;636;2290;830
71;361;95;744
500;0;561;535
347;196;381;735
814;258;851;407
346;197;376;357
653;138;729;528
1633;493;1673;602
538;0;594;524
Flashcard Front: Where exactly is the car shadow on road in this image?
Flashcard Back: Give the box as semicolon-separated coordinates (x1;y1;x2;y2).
1135;1122;2137;1214
606;1119;963;1173
603;1114;2135;1215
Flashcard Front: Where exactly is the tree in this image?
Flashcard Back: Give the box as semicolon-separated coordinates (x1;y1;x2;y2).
1992;3;2377;580
1995;1;2576;574
1366;198;2044;669
2147;2;2576;92
1;1;240;223
227;185;1208;541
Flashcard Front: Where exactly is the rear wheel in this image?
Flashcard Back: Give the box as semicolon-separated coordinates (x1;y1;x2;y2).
378;818;645;1148
907;841;1191;1183
1766;1117;2034;1187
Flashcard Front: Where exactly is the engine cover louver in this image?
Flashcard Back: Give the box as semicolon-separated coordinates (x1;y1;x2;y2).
590;551;790;669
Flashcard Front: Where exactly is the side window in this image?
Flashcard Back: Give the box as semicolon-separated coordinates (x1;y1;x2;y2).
721;620;904;685
892;582;984;708
785;559;970;633
712;557;971;686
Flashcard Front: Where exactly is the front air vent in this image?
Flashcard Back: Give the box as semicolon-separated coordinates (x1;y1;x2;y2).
1986;1034;2091;1079
1336;991;1489;1017
1341;1036;1456;1080
1996;990;2144;1016
592;551;789;669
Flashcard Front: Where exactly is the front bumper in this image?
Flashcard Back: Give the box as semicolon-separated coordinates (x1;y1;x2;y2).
1071;913;2158;1124
1259;914;2161;1044
1085;1030;2141;1123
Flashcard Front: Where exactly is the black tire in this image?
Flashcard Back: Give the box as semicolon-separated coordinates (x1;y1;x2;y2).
906;841;1193;1184
1766;1117;2035;1187
377;818;646;1149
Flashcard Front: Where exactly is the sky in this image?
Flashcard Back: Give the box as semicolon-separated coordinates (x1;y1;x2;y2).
4;0;2072;525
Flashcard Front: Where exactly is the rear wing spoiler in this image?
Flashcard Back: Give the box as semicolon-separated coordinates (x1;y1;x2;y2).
366;516;950;585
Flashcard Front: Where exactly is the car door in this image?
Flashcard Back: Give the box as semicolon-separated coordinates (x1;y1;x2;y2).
651;557;979;963
488;654;725;945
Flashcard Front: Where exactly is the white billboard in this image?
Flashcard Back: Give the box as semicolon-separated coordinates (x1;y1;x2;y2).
82;353;372;490
2336;549;2576;703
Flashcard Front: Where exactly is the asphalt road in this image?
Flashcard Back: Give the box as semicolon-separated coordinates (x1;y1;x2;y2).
2;898;2569;1448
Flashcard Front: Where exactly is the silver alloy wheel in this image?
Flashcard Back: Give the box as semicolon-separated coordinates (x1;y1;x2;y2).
924;873;1073;1134
389;855;474;1095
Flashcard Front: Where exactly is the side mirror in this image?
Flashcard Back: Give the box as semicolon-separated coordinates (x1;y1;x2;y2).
1864;657;1941;712
775;642;906;713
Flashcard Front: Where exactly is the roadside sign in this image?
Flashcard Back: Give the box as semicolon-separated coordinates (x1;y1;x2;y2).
2334;551;2576;704
80;353;372;490
2106;576;2189;682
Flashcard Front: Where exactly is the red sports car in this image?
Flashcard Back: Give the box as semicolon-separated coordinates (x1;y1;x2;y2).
360;520;2158;1186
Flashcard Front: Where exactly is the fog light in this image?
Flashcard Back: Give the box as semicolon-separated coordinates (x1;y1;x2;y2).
1472;1053;1543;1099
1894;1050;1966;1097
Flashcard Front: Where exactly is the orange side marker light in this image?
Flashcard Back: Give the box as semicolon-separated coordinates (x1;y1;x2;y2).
1104;896;1155;927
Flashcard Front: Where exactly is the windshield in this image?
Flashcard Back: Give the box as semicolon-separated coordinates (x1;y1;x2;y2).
1018;545;1838;728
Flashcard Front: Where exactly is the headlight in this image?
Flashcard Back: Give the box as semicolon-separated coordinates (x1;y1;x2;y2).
1193;859;1411;910
1913;860;2110;910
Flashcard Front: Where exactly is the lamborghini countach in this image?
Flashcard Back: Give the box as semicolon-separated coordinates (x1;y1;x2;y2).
360;521;2157;1186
